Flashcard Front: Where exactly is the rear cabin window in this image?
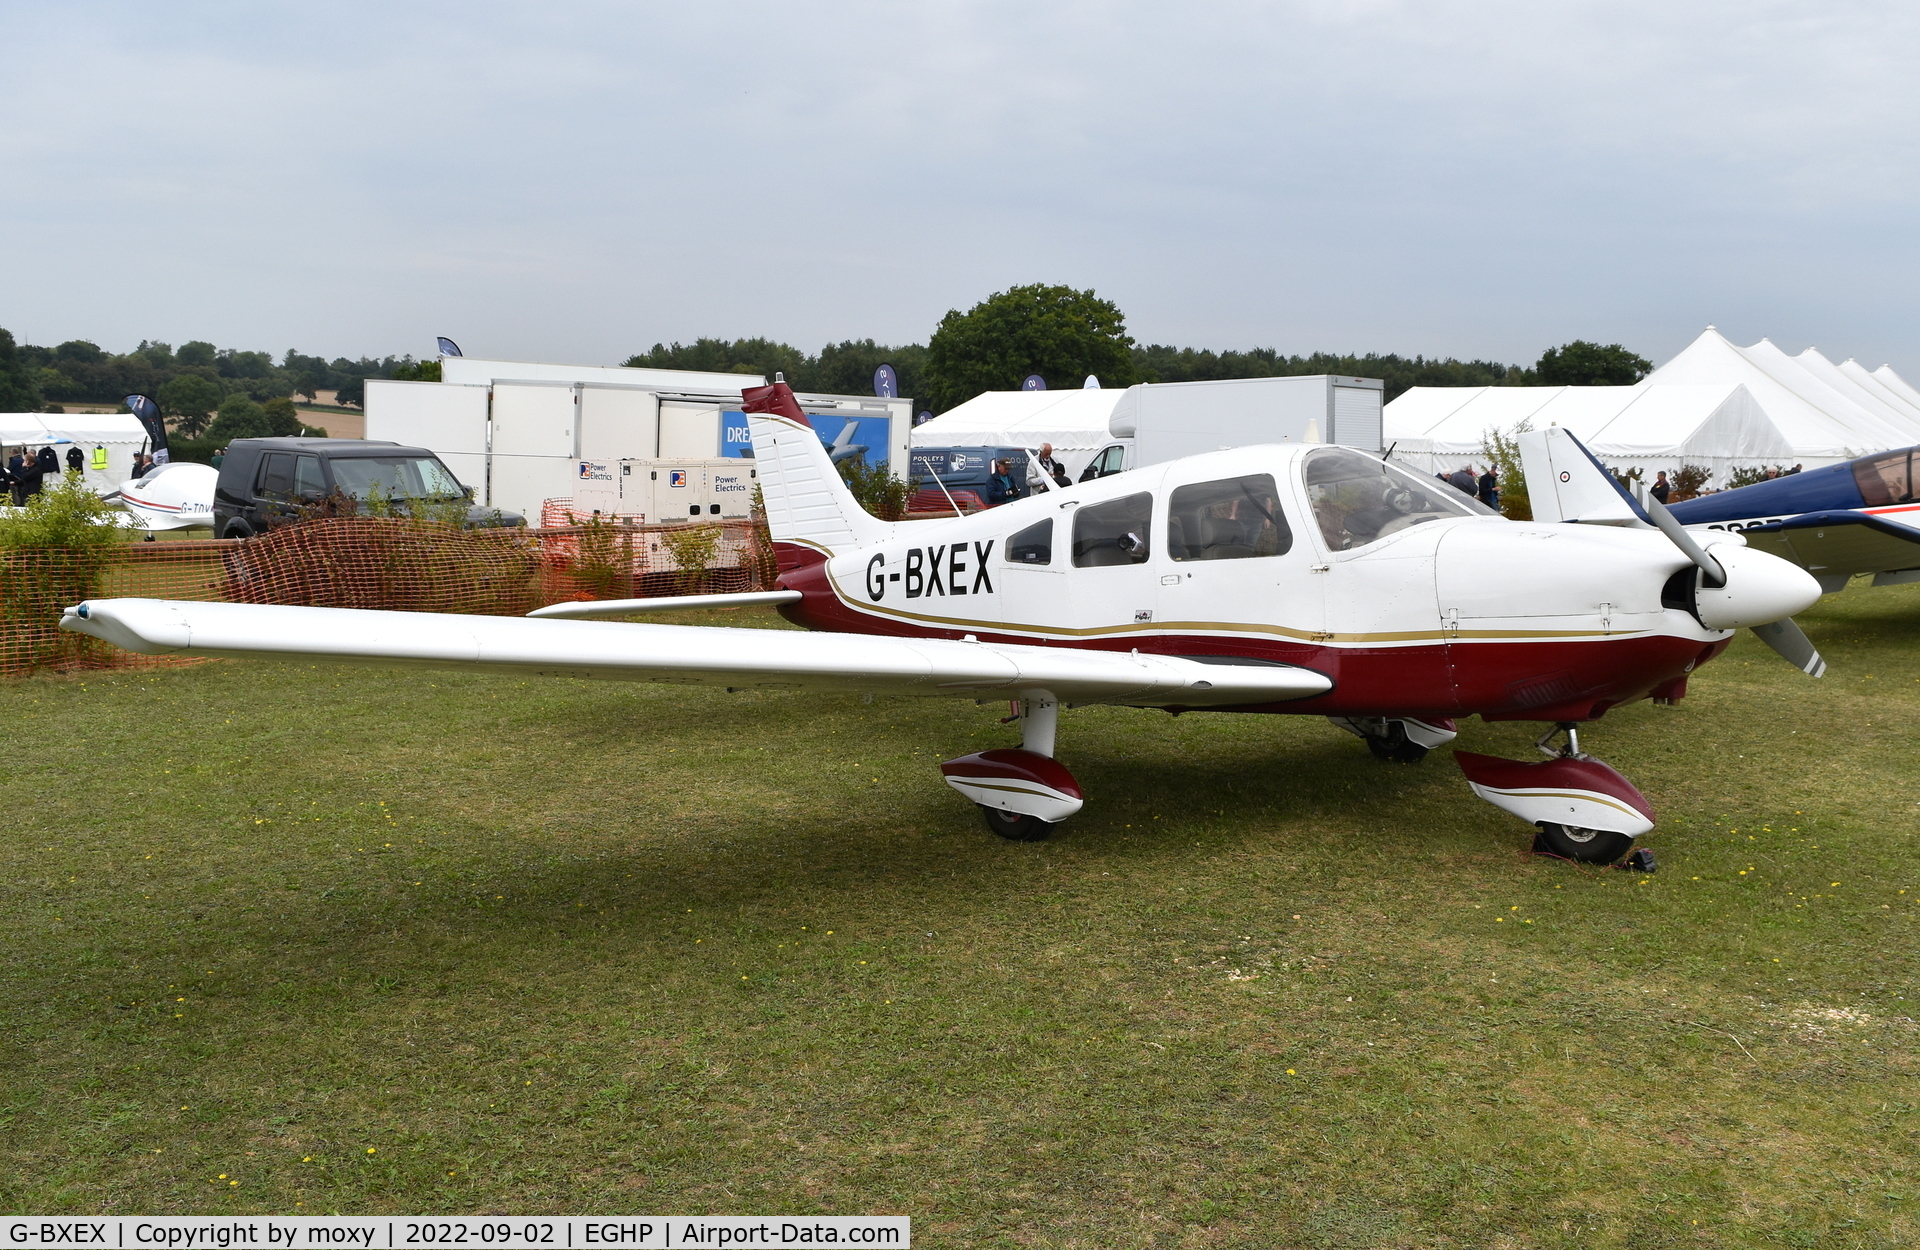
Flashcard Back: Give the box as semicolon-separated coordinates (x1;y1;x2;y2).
1071;492;1153;567
1303;447;1489;551
1853;449;1914;506
1167;474;1291;561
257;453;296;499
1007;518;1053;565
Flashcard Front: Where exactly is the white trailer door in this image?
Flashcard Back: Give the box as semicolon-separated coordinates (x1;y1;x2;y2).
488;382;579;520
658;402;721;458
579;386;659;462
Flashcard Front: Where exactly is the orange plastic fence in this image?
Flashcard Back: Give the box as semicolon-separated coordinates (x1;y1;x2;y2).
1;515;774;678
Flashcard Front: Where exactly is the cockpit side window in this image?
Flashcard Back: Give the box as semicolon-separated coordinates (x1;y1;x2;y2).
1167;474;1291;561
1853;449;1914;506
1071;492;1153;567
1007;517;1053;565
1303;447;1490;551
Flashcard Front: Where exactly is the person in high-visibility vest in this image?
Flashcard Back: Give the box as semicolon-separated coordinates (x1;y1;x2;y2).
90;445;108;471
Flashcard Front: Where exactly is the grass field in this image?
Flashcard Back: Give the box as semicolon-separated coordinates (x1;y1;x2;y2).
3;587;1918;1246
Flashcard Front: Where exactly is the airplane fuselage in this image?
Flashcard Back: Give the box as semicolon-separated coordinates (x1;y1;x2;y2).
772;445;1729;724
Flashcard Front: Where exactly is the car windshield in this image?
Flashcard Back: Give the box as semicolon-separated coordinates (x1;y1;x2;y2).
1303;447;1492;550
330;456;464;501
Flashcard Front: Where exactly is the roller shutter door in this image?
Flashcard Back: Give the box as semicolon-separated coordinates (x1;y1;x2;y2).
1332;386;1382;451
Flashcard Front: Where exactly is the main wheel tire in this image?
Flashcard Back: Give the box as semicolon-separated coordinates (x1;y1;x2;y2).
980;805;1054;842
1364;723;1429;764
1536;822;1635;864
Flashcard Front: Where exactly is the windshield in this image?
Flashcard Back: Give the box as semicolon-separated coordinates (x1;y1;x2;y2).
1303;447;1492;551
330;456;465;501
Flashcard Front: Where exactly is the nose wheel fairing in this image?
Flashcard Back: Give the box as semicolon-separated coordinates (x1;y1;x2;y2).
1454;749;1655;839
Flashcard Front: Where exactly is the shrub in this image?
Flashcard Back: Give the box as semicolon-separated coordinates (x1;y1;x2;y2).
0;472;132;672
836;452;911;521
1479;421;1532;521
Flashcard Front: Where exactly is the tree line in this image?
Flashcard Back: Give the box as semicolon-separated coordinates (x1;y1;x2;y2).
628;285;1651;412
0;284;1652;439
0;330;432;429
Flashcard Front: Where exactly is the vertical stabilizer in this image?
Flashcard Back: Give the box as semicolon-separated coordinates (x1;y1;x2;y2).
1519;426;1651;526
749;412;897;557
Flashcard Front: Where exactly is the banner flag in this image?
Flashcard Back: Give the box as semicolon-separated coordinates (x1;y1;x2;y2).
1022;374;1046;391
437;337;463;357
124;393;170;462
873;364;897;398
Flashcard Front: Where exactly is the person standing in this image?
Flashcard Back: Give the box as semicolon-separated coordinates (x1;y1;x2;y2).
1650;470;1671;504
6;449;27;506
1477;465;1498;509
986;458;1017;507
1448;465;1478;496
15;448;45;501
1027;443;1070;493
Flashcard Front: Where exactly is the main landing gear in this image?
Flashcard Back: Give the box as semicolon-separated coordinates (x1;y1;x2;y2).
940;690;1084;842
1455;722;1656;865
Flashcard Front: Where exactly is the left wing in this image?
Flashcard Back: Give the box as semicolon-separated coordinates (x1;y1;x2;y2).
60;598;1331;707
1735;510;1920;587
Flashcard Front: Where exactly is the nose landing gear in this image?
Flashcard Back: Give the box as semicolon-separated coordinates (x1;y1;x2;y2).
1455;722;1655;865
1328;715;1459;763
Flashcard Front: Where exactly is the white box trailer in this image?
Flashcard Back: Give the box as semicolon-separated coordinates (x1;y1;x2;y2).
1102;375;1383;471
909;375;1384;483
367;371;913;522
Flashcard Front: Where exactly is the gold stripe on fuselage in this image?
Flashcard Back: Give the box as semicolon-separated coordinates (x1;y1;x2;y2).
818;564;1649;645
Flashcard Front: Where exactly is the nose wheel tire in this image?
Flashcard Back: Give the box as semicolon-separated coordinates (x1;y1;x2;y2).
1365;723;1429;764
1536;821;1635;864
979;805;1055;842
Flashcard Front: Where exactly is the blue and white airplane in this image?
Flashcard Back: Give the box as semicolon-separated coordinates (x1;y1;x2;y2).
1666;446;1920;594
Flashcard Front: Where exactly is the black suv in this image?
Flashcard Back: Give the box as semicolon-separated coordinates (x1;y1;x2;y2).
213;438;524;539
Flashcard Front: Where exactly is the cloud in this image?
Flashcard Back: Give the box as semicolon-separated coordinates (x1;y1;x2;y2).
3;0;1917;373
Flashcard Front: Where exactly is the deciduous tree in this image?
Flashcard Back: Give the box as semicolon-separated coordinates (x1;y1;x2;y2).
1534;341;1651;386
924;284;1136;412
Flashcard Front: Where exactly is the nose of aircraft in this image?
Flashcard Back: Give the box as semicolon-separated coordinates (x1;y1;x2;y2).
1436;520;1821;636
1435;522;1688;622
1691;543;1822;630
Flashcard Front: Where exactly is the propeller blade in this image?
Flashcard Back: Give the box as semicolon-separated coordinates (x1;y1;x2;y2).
1751;617;1826;678
1645;497;1725;588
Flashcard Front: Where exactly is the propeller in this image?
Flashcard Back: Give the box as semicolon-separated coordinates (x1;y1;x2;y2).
1646;495;1825;678
1751;618;1828;677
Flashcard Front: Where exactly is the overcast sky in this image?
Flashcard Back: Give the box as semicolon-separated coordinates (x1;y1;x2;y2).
4;1;1917;374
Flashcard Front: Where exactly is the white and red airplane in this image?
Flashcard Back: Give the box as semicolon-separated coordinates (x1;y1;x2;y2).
61;386;1824;865
104;461;218;533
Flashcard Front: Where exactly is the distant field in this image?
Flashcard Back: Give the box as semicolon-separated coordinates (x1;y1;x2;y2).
1;589;1916;1245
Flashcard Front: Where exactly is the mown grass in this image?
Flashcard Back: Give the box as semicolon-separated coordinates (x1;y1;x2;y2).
2;587;1918;1247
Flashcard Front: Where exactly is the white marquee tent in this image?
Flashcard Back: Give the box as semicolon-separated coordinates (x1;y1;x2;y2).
0;410;149;492
1384;328;1920;483
1383;383;1796;485
908;389;1123;477
1640;327;1920;464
